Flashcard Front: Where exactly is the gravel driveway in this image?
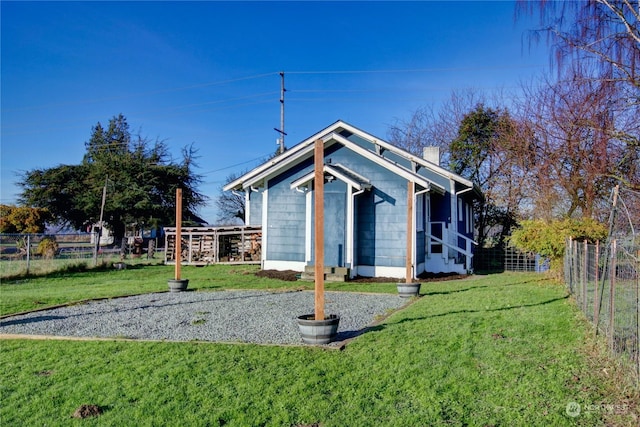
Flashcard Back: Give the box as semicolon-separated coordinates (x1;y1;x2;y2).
0;290;408;346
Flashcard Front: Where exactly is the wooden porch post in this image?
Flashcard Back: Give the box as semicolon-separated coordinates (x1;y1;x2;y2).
175;188;182;280
314;139;325;320
406;181;414;283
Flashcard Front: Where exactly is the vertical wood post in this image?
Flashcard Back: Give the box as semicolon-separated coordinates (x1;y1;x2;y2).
175;188;183;281
583;239;588;313
594;240;600;333
314;139;325;321
26;235;31;275
573;240;579;294
608;239;616;351
636;247;640;380
406;181;414;283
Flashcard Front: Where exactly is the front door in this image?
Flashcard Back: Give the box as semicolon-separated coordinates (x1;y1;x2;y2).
311;179;346;267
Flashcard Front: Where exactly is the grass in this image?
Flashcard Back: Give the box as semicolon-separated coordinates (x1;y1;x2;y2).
0;253;132;279
1;269;639;426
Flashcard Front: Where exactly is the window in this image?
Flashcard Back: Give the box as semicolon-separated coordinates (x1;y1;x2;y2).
416;193;424;232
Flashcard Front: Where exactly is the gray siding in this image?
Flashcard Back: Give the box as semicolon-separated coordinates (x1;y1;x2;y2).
325;144;409;268
262;137;463;270
265;160;312;261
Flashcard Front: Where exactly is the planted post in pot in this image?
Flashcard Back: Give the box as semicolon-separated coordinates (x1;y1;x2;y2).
397;181;421;298
297;139;340;344
168;188;189;292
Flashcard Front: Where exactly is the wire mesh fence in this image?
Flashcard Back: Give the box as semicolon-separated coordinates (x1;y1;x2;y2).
0;233;162;278
564;237;640;380
474;246;550;273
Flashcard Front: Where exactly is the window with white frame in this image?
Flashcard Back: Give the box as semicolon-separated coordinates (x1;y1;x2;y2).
416;193;424;232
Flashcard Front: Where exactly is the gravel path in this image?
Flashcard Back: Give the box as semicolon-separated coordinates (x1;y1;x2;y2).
0;290;408;346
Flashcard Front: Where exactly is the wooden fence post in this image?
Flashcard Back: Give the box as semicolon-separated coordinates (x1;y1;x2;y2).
637;247;640;380
608;239;616;352
594;240;600;334
26;235;31;275
583;239;588;313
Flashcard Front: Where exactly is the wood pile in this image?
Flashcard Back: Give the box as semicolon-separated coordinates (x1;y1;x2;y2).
164;226;261;265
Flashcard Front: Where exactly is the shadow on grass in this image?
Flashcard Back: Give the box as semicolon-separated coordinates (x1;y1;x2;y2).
335;324;387;342
386;294;570;326
421;285;488;296
337;292;569;343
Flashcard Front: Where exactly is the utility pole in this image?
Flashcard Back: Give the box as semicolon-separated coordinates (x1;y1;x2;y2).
94;176;108;266
274;71;287;155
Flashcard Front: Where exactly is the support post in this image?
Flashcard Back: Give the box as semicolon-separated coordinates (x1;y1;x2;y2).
594;240;600;333
95;176;107;266
406;181;414;283
175;188;182;281
608;239;616;351
583;239;588;313
314;139;325;321
26;235;31;275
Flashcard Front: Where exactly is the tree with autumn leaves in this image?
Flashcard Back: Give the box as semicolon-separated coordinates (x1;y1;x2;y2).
0;205;52;234
387;2;639;267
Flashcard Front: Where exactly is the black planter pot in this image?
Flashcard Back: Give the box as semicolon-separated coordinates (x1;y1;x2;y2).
296;314;340;345
168;279;189;292
397;282;421;298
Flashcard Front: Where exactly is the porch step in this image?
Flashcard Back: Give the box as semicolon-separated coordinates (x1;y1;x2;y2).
301;266;350;282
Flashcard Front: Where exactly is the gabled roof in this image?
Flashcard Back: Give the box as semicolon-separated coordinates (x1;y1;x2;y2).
224;120;481;197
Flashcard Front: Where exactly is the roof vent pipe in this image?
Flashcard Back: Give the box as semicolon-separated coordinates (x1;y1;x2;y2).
423;146;440;166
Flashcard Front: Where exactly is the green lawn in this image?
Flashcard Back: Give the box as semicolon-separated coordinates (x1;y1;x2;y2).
1;268;638;426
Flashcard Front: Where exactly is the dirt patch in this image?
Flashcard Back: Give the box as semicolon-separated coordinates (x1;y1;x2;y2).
256;269;467;283
350;272;468;283
255;270;299;281
72;404;103;419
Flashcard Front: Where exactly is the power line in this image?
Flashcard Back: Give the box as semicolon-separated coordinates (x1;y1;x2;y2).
2;97;277;137
199;152;273;176
4;66;546;113
286;64;547;75
3;72;278;113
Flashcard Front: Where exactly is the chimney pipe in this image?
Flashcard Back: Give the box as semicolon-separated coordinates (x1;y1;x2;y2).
423;146;440;166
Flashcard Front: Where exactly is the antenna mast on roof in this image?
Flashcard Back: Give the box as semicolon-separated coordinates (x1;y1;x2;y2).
274;71;287;155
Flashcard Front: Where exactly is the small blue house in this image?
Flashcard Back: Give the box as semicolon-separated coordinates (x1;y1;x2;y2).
224;120;481;279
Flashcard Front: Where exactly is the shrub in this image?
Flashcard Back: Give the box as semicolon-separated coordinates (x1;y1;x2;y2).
36;236;59;259
509;218;607;273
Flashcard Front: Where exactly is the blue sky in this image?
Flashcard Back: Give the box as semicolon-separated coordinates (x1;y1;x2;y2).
1;1;550;224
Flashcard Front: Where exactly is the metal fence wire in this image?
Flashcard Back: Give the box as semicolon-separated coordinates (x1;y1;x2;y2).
474;246;550;273
564;237;640;380
0;232;160;278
